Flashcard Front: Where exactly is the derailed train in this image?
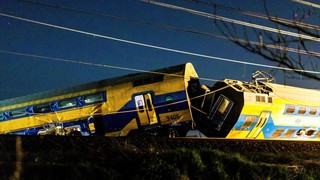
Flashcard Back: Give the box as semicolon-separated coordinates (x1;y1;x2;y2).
1;62;320;140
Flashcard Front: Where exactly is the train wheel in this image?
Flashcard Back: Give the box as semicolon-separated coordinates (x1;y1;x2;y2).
168;128;178;138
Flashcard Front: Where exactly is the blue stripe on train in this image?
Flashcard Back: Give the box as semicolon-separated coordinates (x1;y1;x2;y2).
232;114;319;139
8;90;189;135
101;90;189;133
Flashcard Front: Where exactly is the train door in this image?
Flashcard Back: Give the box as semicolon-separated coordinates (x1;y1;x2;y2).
134;93;158;126
247;111;270;138
207;95;233;131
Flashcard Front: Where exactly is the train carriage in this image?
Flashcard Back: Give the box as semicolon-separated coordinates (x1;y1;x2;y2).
0;63;198;137
196;76;320;140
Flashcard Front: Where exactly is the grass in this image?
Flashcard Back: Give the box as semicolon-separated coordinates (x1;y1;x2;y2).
2;148;320;179
135;149;312;180
2;136;320;179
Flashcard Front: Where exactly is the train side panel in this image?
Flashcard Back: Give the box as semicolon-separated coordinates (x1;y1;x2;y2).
0;63;197;137
220;80;320;140
98;64;197;136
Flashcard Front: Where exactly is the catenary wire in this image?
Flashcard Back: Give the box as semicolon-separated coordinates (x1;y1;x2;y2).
184;0;320;30
18;0;320;58
293;0;320;9
141;0;320;42
0;13;320;75
0;50;218;82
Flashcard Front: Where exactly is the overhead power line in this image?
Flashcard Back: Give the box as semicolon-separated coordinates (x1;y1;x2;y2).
0;12;320;75
18;0;320;58
0;50;218;82
185;0;320;31
4;49;320;105
293;0;320;9
141;0;320;42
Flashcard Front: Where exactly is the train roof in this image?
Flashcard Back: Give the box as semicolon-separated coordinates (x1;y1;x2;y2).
267;82;320;106
220;79;273;94
0;62;198;109
221;79;320;106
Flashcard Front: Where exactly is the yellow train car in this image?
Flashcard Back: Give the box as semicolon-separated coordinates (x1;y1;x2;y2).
0;63;198;137
193;76;320;140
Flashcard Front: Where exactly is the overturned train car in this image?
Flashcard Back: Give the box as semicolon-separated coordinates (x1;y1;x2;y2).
190;77;320;140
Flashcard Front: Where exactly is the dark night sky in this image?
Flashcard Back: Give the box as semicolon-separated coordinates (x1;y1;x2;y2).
0;0;320;100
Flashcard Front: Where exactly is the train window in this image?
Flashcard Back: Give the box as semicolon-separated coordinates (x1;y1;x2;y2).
296;129;306;136
33;104;51;114
137;100;144;113
309;108;317;116
165;96;173;104
208;95;233;131
242;116;255;129
305;129;316;136
298;107;306;115
10;108;26;118
0;112;4;120
268;97;273;103
84;93;103;104
256;95;266;103
285;106;295;114
218;98;230;114
59;99;77;109
146;99;152;111
283;129;296;138
271;129;284;138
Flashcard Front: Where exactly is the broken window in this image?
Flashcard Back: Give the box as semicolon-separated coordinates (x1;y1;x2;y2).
305;129;316;136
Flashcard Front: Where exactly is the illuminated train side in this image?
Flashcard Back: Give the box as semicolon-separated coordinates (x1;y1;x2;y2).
192;78;320;140
0;63;198;136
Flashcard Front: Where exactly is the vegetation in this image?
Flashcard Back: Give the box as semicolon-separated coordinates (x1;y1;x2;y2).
214;0;320;81
2;147;320;179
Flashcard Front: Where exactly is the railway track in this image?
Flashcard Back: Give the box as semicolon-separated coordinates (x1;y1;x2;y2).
1;135;320;154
